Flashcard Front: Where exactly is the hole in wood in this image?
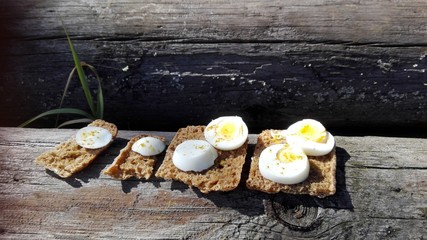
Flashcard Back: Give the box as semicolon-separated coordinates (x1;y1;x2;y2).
270;194;320;231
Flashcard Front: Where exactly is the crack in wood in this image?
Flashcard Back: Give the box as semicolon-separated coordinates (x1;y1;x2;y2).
366;216;427;221
20;35;427;48
314;220;357;237
347;165;427;170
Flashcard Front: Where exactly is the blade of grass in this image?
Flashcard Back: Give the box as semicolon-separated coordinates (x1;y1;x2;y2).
85;63;104;119
59;67;77;109
57;118;94;128
96;82;104;119
56;66;77;126
62;24;96;116
18;108;95;127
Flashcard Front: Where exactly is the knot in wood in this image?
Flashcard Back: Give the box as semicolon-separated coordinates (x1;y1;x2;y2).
270;194;320;231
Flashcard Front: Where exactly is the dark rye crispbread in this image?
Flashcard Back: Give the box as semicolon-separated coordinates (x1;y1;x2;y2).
155;126;248;194
35;119;118;178
103;134;165;180
246;130;336;198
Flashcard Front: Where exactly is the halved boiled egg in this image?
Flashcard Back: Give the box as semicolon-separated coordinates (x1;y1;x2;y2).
259;144;309;184
172;140;218;172
204;116;248;151
132;137;166;156
285;119;335;156
76;126;112;149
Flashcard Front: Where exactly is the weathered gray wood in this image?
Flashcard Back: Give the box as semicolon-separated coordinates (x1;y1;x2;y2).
0;0;426;135
6;0;427;44
0;127;426;239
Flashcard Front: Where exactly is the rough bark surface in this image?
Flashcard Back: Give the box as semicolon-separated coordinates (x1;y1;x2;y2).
0;0;426;135
0;128;426;239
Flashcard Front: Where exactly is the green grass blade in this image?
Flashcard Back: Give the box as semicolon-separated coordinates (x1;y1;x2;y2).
56;66;77;126
62;24;96;116
18;108;95;127
57;118;93;128
60;67;77;109
85;64;104;119
96;81;104;119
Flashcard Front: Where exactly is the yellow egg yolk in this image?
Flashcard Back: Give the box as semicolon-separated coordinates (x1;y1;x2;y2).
215;120;241;140
276;145;306;163
296;123;326;143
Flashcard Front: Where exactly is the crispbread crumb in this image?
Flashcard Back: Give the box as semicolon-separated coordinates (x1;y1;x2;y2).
103;134;165;180
35;119;118;178
155;126;248;193
246;130;336;198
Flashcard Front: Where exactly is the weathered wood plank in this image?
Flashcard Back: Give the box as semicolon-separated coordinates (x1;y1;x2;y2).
4;40;427;134
0;127;426;239
5;0;427;44
0;0;426;135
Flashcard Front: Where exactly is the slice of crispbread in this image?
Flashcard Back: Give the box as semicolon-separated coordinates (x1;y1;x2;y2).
103;134;165;180
246;130;336;198
155;126;248;193
35;119;118;178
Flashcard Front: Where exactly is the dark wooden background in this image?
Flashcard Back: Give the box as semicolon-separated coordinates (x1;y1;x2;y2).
0;0;426;135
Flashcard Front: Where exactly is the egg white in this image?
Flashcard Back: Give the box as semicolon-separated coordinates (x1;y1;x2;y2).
286;132;335;156
75;126;112;149
172;140;218;172
287;119;327;142
131;137;165;156
286;119;335;156
204;116;248;151
258;144;310;185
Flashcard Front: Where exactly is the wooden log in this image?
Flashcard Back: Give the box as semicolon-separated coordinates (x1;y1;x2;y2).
0;127;426;239
0;0;426;135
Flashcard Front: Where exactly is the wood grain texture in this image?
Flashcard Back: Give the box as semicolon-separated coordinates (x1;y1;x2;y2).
0;0;426;135
0;127;426;239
